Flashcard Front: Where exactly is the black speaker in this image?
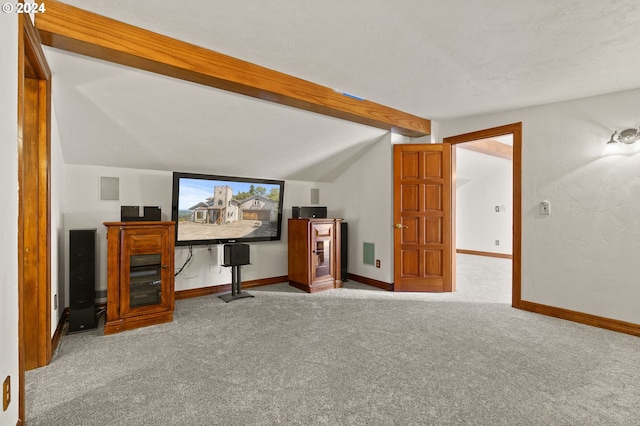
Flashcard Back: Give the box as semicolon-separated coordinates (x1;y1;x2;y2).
121;205;140;222
69;229;97;332
223;243;250;266
143;206;161;221
121;205;162;221
341;222;348;282
292;206;327;218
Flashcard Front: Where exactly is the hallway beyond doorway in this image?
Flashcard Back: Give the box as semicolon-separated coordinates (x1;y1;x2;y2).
455;253;511;304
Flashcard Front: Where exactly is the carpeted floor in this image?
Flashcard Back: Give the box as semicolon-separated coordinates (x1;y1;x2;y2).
25;255;640;425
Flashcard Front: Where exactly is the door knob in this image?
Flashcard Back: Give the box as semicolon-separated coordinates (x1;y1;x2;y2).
394;223;408;229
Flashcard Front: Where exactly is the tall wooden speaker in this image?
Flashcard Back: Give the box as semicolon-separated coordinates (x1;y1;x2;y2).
69;229;97;332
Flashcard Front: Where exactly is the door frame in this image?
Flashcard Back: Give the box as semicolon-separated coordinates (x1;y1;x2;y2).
443;123;522;307
18;11;52;423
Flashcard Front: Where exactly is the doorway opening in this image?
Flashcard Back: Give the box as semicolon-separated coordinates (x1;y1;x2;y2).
454;135;513;303
444;123;522;308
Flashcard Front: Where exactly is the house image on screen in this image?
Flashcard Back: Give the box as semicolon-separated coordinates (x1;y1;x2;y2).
189;185;277;224
237;195;279;222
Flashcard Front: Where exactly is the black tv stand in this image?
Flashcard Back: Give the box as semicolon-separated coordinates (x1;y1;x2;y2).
219;264;253;302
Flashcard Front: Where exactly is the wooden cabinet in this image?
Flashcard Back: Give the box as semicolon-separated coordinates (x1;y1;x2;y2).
103;222;175;334
288;218;342;293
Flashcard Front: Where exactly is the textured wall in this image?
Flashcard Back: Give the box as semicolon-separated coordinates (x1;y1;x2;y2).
440;89;640;324
325;134;396;284
457;162;513;254
0;11;19;426
50;104;65;336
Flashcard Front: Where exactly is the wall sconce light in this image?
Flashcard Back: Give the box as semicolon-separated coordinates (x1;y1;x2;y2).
606;127;640;145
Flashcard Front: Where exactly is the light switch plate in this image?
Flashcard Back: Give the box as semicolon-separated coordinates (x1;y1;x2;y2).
540;200;551;215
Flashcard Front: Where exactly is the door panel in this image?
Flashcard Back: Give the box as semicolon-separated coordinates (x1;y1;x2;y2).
401;184;420;211
394;144;452;292
425;185;442;210
425;250;442;276
424;151;443;177
425;218;442;243
401;249;420;277
403;217;420;243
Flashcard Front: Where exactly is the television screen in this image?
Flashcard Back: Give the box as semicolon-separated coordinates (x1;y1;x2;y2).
171;172;285;246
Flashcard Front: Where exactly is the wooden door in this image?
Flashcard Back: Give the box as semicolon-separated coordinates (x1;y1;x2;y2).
393;144;453;292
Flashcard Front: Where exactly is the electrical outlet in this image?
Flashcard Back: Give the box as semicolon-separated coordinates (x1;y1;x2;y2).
3;375;10;411
495;240;500;246
375;259;380;268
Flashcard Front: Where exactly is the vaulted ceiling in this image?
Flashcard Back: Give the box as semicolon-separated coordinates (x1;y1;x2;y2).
42;0;640;181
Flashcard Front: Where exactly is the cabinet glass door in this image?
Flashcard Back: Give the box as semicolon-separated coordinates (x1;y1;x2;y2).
120;227;172;317
314;239;331;279
129;254;162;308
311;222;334;283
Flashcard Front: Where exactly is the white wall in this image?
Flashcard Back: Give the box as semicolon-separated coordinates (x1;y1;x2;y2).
456;161;512;254
51;103;65;335
440;89;640;324
61;135;398;296
61;164;321;300
325;133;396;284
0;11;19;426
62;165;171;306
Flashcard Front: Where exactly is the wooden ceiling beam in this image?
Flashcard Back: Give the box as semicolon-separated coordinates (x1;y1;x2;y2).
35;0;430;137
456;138;513;160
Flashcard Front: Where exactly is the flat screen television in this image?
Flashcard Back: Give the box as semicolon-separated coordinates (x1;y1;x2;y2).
171;172;285;246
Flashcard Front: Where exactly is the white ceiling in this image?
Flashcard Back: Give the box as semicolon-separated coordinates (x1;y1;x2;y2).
45;0;640;181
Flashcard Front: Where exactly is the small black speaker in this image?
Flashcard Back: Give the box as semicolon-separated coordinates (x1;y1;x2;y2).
223;243;250;266
121;205;162;221
143;206;161;221
69;229;97;332
121;205;140;222
292;206;327;218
